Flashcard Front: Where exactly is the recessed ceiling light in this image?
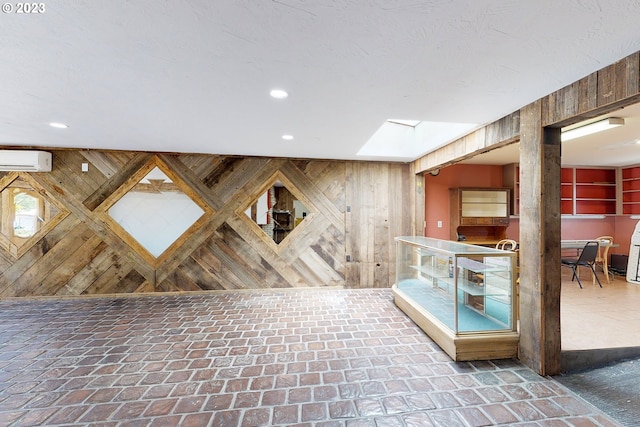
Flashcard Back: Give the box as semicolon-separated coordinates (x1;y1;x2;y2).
270;89;288;99
282;135;294;140
49;122;68;129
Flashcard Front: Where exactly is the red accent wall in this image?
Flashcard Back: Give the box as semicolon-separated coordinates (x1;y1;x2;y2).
613;216;639;256
424;163;635;256
424;164;506;240
558;214;638;256
560;217;615;241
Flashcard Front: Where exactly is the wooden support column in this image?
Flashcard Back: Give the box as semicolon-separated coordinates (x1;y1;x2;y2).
518;100;562;376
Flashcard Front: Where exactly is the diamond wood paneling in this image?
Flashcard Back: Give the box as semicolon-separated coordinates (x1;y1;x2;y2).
0;150;413;297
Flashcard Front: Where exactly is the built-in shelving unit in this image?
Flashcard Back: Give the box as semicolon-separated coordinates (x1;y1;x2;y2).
560;168;574;215
622;165;640;214
506;165;617;216
502;164;519;215
573;168;616;215
503;163;640;217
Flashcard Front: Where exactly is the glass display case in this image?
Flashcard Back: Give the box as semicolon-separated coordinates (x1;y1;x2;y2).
392;236;519;361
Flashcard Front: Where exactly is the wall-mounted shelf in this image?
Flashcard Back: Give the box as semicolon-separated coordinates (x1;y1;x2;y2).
505;164;623;216
622;166;640;214
560;168;574;215
558;167;617;215
574;168;616;214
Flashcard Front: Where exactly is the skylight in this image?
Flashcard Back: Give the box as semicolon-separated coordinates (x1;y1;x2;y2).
386;119;421;127
357;120;479;161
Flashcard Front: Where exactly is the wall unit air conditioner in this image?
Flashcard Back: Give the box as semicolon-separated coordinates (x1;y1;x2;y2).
0;150;52;172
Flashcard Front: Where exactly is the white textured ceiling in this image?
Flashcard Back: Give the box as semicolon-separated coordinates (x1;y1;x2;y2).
1;1;640;163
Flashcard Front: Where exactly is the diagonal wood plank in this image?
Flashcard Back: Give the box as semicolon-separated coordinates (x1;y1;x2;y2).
9;222;96;297
280;160;344;228
57;246;121;296
31;235;107;296
0;214;80;296
29;168;156;284
155;157;288;284
0;150;412;295
83;152;154;211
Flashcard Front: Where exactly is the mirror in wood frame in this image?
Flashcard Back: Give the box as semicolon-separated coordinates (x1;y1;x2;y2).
108;166;206;258
0;175;66;255
245;181;310;244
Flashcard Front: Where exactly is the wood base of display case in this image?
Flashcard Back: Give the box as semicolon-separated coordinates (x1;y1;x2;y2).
392;284;520;361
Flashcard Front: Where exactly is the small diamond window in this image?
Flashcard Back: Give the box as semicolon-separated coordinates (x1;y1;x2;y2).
0;173;69;258
239;172;313;247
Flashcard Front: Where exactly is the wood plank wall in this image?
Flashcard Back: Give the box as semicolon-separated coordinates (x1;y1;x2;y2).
413;112;521;174
542;52;640;127
0;150;412;297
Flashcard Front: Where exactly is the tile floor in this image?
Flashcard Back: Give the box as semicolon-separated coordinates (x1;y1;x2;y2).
556;356;640;427
0;289;621;426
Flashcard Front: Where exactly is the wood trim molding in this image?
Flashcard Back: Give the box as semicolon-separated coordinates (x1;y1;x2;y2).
94;155;214;268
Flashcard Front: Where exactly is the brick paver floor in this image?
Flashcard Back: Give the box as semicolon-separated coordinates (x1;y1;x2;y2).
0;289;620;426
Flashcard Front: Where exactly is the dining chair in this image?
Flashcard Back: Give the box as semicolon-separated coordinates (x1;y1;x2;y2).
594;236;614;284
475;239;518;284
561;241;602;288
496;239;518;251
495;240;519;277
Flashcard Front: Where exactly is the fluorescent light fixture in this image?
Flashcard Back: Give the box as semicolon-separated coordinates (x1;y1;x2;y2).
561;117;624;141
49;122;68;129
270;89;288;99
282;134;294;140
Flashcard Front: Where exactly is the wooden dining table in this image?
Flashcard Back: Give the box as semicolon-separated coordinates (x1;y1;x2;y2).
560;239;617;285
560;239;617;250
560;239;618;265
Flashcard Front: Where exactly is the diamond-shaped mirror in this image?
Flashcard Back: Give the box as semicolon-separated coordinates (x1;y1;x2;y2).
103;160;212;265
242;173;312;246
0;173;69;258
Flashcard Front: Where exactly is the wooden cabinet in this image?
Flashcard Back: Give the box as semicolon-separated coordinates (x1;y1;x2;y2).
622;165;640;214
450;188;510;245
